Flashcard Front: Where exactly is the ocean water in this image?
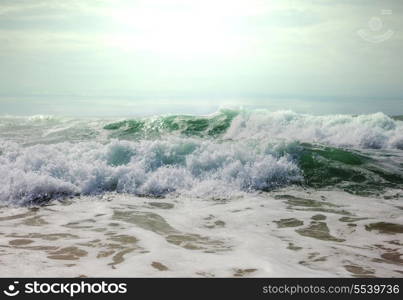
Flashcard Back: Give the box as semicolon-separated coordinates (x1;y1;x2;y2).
0;109;402;277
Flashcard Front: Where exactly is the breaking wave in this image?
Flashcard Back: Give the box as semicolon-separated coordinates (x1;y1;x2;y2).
103;110;403;150
0;139;302;205
0;109;402;205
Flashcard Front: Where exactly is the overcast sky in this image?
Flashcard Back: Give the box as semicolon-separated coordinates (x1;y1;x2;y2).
0;0;402;116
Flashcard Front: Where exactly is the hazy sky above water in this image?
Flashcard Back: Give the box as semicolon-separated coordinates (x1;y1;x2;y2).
0;0;402;116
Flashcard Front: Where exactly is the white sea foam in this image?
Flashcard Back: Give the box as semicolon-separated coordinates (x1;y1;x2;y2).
224;110;403;149
0;189;401;277
0;139;301;204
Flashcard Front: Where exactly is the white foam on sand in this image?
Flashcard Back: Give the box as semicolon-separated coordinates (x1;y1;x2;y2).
0;188;401;277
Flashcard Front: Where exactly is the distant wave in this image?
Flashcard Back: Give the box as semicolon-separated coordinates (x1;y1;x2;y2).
102;109;403;150
1;109;403;149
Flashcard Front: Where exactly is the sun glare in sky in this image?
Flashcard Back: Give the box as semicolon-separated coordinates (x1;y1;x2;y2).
104;0;269;56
